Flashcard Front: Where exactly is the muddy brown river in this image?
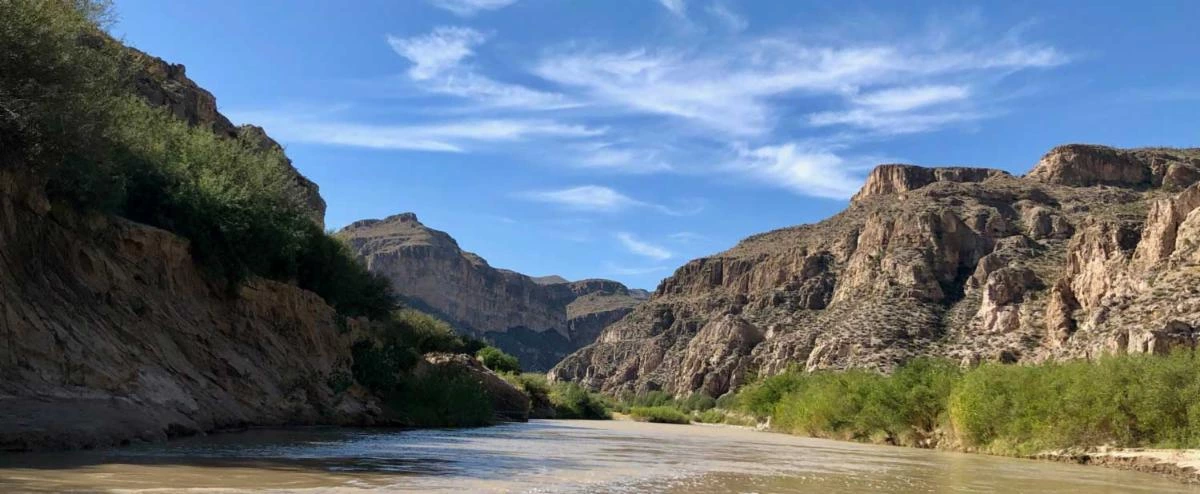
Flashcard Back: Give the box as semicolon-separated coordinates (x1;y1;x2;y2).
0;420;1196;493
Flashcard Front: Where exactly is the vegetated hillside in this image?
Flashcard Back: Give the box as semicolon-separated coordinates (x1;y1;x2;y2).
551;144;1200;397
338;213;649;370
0;1;524;450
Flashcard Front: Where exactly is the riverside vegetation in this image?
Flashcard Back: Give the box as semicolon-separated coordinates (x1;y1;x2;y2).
581;350;1200;460
721;352;1200;456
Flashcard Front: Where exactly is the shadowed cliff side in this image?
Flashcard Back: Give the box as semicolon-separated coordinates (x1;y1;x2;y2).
0;170;375;451
337;214;648;371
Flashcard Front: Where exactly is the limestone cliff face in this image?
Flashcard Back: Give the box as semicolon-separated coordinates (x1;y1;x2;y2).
551;144;1200;397
337;214;647;371
0;170;375;451
128;48;327;226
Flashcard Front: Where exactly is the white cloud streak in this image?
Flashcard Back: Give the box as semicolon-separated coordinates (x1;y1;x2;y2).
727;143;864;199
616;232;673;260
534;40;1066;136
523;185;645;212
427;0;518;17
388;27;572;109
522;185;697;215
604;262;670;276
657;0;686;17
705;1;747;32
387;27;484;80
229;111;603;152
668;231;705;242
571;142;674;173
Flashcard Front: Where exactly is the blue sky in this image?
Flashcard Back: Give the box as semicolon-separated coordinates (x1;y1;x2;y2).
112;0;1199;290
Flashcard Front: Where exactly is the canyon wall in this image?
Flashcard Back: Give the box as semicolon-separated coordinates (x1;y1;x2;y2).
0;170;375;451
551;145;1200;397
338;214;647;370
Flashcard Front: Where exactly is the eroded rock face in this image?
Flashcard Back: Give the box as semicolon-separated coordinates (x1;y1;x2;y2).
337;214;647;371
851;164;1008;202
552;145;1200;397
0;171;373;451
128;49;327;227
1027;144;1200;190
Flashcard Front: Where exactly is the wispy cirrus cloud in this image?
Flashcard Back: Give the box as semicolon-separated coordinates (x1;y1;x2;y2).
668;231;705;242
570;142;674;174
705;1;748;32
229;110;602;152
616;232;673;260
522;185;644;212
534;39;1066;137
726;143;867;199
388;27;573;109
604;262;670;276
387;27;484;80
427;0;518;17
656;0;687;17
521;185;698;215
245;12;1071;204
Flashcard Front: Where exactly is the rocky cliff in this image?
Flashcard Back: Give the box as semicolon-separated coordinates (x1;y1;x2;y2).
0;170;376;451
128;48;327;226
551;144;1200;397
338;213;648;370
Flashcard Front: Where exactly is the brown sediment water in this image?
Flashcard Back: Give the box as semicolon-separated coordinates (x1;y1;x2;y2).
0;420;1196;493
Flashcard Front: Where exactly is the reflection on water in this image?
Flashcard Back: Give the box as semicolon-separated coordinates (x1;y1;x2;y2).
1;420;1197;493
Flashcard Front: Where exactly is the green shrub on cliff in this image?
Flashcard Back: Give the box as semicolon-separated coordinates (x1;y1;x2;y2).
390;366;494;428
476;346;521;374
1;0;393;318
1;0;123;178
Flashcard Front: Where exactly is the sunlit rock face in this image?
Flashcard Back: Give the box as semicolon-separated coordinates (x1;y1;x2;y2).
551;145;1200;397
338;213;647;371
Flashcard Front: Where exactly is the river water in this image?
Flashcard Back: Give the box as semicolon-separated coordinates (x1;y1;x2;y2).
0;420;1196;493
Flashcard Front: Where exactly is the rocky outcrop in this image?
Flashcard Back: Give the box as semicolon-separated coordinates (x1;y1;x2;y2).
337;214;648;371
0;170;374;451
851;164;1008;202
1028;144;1200;190
417;353;530;422
128;48;327;226
552;145;1200;397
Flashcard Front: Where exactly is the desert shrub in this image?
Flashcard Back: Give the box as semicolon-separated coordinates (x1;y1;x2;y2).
501;373;554;416
504;373;550;402
735;369;808;418
697;409;726;424
629;406;690;424
715;392;739;410
549;382;611;420
0;0;123;182
389;366;493;427
388;309;463;353
477;346;521;374
950;351;1200;454
679;392;717;412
